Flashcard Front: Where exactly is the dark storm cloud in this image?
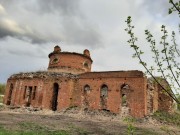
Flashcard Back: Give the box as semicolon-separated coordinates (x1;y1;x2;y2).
0;0;102;47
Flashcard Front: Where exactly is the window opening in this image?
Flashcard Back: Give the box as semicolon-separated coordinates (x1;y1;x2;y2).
23;86;27;99
100;84;108;109
121;83;130;90
100;84;108;98
26;86;32;107
83;85;90;108
122;94;127;106
6;83;13;105
32;86;37;100
84;62;89;68
84;85;90;94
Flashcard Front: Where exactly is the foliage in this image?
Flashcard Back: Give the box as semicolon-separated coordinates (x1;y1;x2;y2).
125;0;180;104
177;94;180;110
153;111;180;126
0;83;5;95
68;124;90;135
0;122;70;135
0;96;3;103
160;126;173;135
169;0;180;15
123;117;136;135
0;128;69;135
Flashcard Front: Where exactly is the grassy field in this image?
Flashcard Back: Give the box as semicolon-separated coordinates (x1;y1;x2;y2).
152;111;180;127
0;110;179;135
0;121;160;135
0;123;69;135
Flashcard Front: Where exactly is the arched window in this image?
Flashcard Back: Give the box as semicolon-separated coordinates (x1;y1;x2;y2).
121;83;130;108
51;57;59;64
100;84;108;97
121;83;130;90
83;85;90;108
83;61;89;68
84;85;90;92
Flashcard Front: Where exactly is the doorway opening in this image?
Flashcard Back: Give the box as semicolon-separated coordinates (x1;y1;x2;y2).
52;83;59;111
83;84;90;108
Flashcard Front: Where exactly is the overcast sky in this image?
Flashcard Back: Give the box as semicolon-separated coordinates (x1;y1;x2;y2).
0;0;179;83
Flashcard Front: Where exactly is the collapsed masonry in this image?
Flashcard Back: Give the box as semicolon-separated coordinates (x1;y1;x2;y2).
3;45;173;118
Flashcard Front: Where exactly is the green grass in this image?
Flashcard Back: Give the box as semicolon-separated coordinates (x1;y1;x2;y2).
68;124;90;135
0;130;69;135
152;111;180;126
0;122;90;135
0;123;69;135
135;127;159;135
122;117;159;135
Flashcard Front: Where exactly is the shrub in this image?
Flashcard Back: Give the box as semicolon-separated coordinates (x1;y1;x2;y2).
153;111;180;126
0;83;6;95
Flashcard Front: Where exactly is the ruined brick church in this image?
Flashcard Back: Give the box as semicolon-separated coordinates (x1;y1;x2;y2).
3;45;173;118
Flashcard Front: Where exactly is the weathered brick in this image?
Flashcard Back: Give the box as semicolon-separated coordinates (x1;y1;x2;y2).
3;46;173;118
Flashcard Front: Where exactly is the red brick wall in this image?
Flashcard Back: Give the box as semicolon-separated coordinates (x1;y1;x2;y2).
4;71;149;118
4;79;44;108
42;78;80;111
157;80;173;112
48;52;92;74
79;71;147;118
147;78;173;113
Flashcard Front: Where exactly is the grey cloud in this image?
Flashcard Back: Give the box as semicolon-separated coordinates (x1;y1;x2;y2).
0;18;59;44
0;0;102;47
0;18;27;43
36;0;81;16
62;18;102;48
1;0;81;16
139;0;170;16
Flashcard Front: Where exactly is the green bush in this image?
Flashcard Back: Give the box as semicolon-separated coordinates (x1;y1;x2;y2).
153;111;180;126
123;117;136;135
177;95;180;111
0;83;6;95
0;96;3;103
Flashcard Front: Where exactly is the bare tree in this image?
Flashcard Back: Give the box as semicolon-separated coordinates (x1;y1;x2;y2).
125;0;180;104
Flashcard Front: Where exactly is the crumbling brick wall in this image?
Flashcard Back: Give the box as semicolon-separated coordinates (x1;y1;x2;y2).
3;46;174;118
48;46;93;74
147;78;158;114
147;78;173;114
79;71;147;118
4;78;44;108
3;72;80;111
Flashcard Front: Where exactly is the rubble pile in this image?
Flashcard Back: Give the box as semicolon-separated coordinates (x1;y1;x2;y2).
9;71;79;80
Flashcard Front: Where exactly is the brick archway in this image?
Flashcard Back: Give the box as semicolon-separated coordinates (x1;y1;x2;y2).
120;83;130;116
100;84;108;110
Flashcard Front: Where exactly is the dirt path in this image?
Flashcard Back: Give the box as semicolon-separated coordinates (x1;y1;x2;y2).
0;108;179;135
